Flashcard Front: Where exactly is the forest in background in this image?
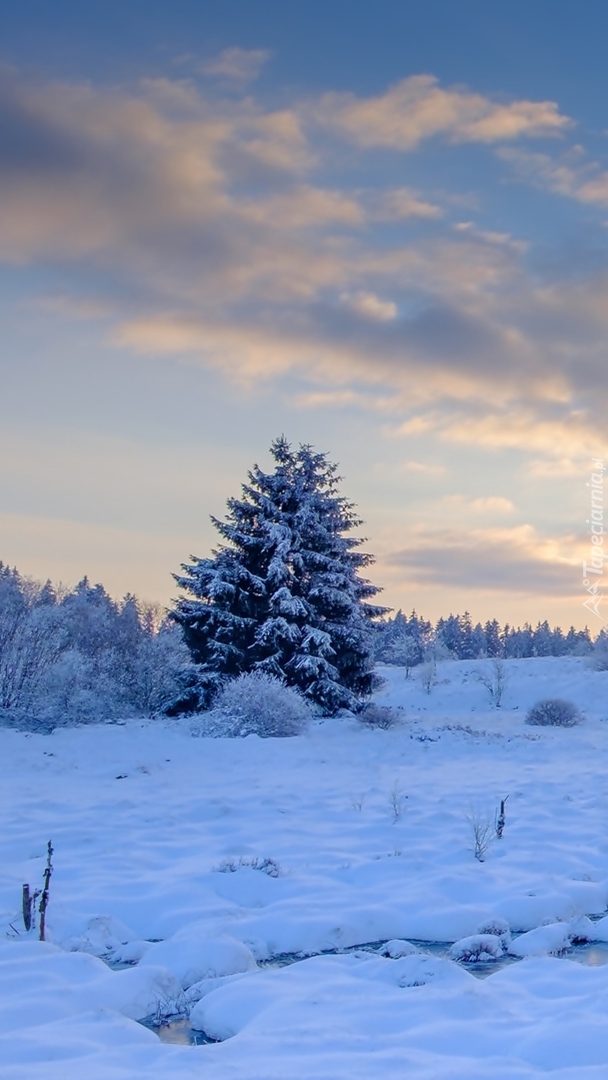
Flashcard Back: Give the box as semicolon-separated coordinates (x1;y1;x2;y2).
0;560;602;729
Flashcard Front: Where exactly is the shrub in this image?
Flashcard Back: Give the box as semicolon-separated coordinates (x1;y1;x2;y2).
357;703;400;729
215;856;281;877
199;671;313;738
466;809;494;861
449;934;504;963
476;917;511;947
525;698;580;727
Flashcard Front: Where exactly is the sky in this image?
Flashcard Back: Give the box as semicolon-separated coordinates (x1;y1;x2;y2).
1;0;608;629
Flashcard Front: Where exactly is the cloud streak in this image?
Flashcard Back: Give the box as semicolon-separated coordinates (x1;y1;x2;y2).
499;146;608;207
200;47;272;84
314;75;569;150
386;524;581;596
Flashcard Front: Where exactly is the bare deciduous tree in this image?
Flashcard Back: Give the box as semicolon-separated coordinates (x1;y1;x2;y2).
475;660;508;709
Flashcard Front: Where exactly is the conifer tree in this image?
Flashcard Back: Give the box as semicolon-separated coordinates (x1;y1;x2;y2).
484;618;502;657
171;437;387;711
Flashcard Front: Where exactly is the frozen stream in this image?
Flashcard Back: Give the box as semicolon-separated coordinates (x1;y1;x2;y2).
140;937;608;1046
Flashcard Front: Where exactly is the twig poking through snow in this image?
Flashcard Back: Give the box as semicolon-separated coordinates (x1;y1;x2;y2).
495;796;509;839
389;782;406;823
22;882;41;934
22;885;32;932
38;841;53;942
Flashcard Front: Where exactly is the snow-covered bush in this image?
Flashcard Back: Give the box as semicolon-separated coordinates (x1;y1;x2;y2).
215;856;281;877
127;625;194;717
449;934;504;962
525;698;580;727
357;703;400;729
0;564;197;728
378;939;418;958
200;672;313;738
476;917;511;948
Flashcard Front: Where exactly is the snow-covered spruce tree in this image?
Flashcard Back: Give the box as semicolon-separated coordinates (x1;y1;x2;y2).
171;437;387;712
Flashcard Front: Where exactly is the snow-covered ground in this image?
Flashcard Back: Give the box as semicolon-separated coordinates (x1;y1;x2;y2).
2;656;608;1078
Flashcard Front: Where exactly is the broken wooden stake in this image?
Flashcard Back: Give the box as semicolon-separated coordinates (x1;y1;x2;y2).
38;841;53;942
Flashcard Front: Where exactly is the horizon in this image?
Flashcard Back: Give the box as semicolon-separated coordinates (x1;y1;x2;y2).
2;552;601;640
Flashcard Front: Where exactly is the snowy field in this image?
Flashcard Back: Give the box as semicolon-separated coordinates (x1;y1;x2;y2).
3;656;608;1078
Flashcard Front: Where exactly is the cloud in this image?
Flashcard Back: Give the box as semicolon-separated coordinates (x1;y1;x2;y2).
0;65;606;479
442;495;516;514
395;407;606;469
240;185;364;228
341;292;397;321
439;410;596;459
314;75;569;150
452;220;528;252
400;461;447;476
113;304;522;400
0;69;314;263
526;457;586;478
200;47;272;83
7;58;608;625
498;146;608;207
386;524;581;596
373;187;443;220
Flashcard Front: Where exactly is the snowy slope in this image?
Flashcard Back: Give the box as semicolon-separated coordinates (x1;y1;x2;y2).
1;656;608;1078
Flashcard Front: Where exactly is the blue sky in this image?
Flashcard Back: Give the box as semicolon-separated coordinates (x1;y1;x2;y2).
1;1;607;626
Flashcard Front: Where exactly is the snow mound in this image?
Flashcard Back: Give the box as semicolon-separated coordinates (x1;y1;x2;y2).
591;915;608;941
393;953;472;988
449;934;505;962
108;939;153;964
189;970;279;1040
509;922;572;958
61;915;136;957
378;939;419;958
0;940;184;1028
94;963;185;1022
140;932;257;988
569;915;596;943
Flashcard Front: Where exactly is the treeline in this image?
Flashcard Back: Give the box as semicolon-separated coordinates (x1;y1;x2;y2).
0;563;195;728
373;610;594;668
0;559;600;729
